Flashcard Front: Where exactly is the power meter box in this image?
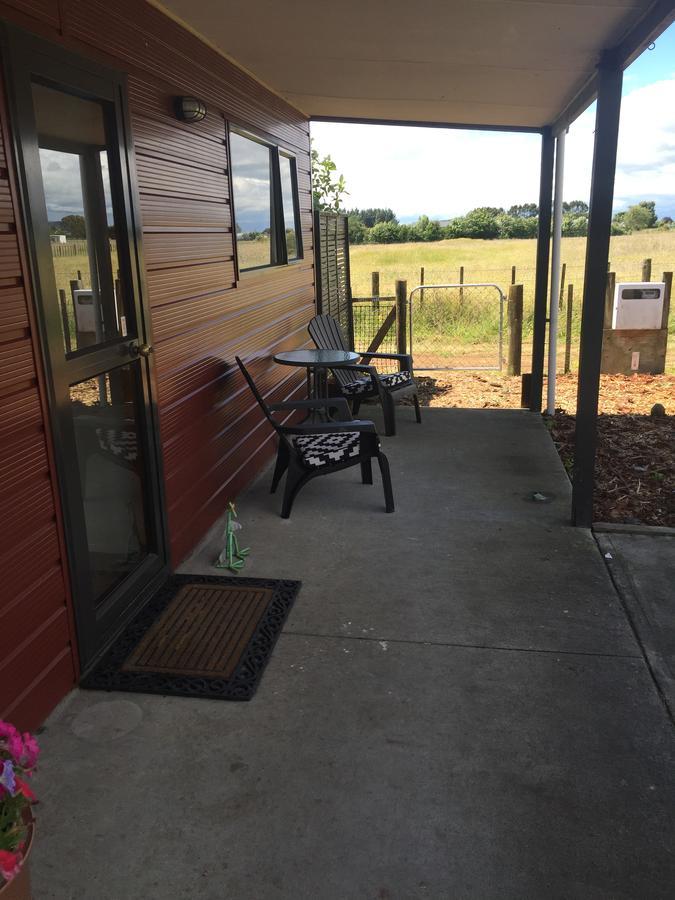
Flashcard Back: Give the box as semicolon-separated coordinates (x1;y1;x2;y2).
612;282;665;330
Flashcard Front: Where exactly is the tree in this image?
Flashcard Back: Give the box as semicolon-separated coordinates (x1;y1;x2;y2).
412;215;441;242
311;147;348;212
623;201;657;232
60;214;86;239
497;214;538;239
562;200;589;215
561;214;588;237
460;207;501;239
368;221;403;244
347;214;367;244
347;208;397;228
507;203;538;219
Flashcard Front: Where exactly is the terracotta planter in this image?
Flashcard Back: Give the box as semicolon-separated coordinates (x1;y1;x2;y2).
0;824;34;900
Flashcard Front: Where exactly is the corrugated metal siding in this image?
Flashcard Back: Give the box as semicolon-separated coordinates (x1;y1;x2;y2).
0;65;76;730
0;0;316;724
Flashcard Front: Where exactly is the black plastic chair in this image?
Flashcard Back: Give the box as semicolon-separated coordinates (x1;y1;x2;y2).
308;314;421;437
236;357;394;518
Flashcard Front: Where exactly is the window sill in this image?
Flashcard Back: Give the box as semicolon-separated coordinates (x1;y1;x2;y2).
236;258;305;287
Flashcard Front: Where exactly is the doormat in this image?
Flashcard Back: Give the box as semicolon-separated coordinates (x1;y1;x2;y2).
80;574;301;701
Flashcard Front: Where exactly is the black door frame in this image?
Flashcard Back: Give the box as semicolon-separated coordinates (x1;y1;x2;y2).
2;25;170;668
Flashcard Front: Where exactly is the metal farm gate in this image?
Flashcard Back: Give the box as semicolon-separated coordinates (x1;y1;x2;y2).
409;282;506;371
314;211;354;345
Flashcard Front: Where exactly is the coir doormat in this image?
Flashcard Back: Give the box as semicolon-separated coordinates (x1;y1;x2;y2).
80;575;301;701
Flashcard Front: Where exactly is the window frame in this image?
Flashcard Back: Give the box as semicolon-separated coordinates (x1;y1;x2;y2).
229;126;303;277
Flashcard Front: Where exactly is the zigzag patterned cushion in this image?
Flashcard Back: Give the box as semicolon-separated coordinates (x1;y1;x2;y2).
342;370;412;396
294;431;361;468
96;427;138;462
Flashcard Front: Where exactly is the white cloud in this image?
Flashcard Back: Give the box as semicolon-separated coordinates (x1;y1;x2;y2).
311;76;675;218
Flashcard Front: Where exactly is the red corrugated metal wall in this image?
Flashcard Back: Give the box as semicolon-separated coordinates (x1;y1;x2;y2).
0;66;78;730
0;0;315;726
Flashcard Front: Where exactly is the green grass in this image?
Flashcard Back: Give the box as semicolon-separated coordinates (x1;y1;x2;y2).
351;230;675;322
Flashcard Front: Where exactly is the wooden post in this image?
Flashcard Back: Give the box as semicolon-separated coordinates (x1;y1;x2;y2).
564;284;574;374
642;258;652;282
419;266;425;308
662;272;673;330
511;265;516;285
395;280;407;355
459;265;464;304
604;271;616;328
371;270;380;312
507;283;523;376
58;289;72;354
558;262;566;309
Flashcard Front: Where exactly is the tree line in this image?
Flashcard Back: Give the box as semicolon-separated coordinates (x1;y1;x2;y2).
345;201;673;244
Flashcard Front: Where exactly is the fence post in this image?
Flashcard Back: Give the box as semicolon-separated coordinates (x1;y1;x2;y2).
371;271;380;312
564;284;574;374
419;266;425;308
459;265;464;304
395;280;407;355
558;261;566;309
511;265;516;285
662;272;673;330
642;258;652;282
604;271;616;327
507;283;523;376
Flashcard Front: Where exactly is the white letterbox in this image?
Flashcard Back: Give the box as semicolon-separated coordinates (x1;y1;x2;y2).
73;289;97;335
612;282;665;330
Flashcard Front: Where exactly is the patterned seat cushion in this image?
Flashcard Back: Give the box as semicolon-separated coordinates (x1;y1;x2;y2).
293;431;361;468
342;370;412;396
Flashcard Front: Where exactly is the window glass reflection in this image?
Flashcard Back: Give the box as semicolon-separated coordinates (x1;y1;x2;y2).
230;131;273;270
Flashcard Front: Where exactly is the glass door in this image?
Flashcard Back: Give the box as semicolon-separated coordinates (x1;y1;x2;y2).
7;33;167;667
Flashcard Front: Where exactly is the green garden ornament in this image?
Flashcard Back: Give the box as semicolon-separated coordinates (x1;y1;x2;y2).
215;502;250;571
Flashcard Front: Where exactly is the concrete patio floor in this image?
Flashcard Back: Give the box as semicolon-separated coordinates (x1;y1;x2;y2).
33;408;675;899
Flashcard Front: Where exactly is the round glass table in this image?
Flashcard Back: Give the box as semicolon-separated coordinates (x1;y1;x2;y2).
273;348;360;402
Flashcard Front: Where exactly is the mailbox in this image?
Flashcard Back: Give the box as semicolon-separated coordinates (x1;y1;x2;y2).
73;288;97;336
612;282;665;330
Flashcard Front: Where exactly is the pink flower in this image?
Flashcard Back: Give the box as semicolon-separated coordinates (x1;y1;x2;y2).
20;733;39;769
0;850;23;883
0;721;24;764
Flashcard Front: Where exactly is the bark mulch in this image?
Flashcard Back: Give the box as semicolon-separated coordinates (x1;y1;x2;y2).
548;411;674;527
408;370;675;527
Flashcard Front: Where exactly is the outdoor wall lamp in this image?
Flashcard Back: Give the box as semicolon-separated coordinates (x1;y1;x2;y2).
173;96;207;122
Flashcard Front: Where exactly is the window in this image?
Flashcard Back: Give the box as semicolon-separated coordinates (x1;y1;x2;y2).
230;129;302;272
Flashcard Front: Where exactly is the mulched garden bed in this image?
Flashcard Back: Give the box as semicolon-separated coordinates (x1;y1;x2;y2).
404;370;675;527
548;411;674;527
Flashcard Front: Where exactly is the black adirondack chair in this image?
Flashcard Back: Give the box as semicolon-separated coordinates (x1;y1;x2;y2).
308;314;421;437
235;357;394;518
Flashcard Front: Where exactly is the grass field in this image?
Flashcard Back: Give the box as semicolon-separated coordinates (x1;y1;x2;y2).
349;231;675;372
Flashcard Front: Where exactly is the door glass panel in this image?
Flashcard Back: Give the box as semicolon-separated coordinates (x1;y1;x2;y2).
70;364;148;603
32;82;128;355
279;154;299;260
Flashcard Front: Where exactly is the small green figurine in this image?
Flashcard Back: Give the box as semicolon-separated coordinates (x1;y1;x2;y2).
215;502;250;571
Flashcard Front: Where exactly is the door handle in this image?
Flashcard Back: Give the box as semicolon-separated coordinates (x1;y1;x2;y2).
124;341;153;359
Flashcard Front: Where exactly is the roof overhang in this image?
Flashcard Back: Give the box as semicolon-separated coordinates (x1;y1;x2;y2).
153;0;675;133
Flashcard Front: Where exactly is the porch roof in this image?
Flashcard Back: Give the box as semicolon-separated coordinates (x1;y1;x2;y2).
153;0;675;133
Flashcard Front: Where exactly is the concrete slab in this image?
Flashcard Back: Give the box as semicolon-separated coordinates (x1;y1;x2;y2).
598;531;675;717
185;410;639;657
34;639;675;900
30;408;675;899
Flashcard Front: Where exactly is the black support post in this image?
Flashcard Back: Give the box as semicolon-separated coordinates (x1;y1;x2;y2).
572;59;623;527
530;128;554;412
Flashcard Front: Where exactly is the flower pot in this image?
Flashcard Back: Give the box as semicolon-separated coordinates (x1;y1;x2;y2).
0;824;33;900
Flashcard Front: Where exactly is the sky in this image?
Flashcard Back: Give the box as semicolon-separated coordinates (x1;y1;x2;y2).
310;23;675;221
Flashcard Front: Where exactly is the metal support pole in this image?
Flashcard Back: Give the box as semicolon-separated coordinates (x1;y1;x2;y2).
530;128;555;411
572;59;623;527
546;129;566;414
